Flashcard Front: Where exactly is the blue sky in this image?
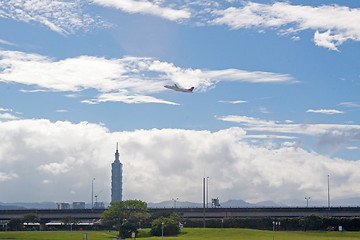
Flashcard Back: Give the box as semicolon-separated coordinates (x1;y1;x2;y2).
1;0;360;206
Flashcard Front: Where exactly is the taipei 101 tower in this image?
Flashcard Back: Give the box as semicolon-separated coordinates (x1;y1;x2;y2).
111;143;123;202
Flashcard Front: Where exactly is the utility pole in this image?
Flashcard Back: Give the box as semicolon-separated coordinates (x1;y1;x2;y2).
206;176;209;208
92;178;95;209
203;177;206;228
328;175;330;210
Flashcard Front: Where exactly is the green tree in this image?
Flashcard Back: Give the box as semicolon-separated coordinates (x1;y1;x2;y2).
61;216;76;226
101;200;149;239
150;216;180;236
23;213;40;231
7;218;23;231
23;213;40;224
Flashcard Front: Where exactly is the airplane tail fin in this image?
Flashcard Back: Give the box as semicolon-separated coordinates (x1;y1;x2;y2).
188;87;194;92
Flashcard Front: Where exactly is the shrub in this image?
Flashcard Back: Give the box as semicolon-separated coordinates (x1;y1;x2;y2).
151;217;180;236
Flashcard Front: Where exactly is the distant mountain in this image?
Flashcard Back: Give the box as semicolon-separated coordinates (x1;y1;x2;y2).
221;199;255;207
148;200;202;208
0;202;56;209
1;198;357;210
148;199;264;208
0;204;25;210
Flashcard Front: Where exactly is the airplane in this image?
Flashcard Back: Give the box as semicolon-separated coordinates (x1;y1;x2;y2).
164;84;194;93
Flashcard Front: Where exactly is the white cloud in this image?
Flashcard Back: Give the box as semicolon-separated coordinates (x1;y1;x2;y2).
218;100;247;104
56;110;68;113
0;113;18;120
245;135;296;140
217;115;360;135
37;158;73;175
306;109;344;115
0;50;296;105
0;0;107;35
0;38;15;46
347;146;358;150
0;118;360;204
91;0;191;21
0;171;18;182
339;102;360;108
259;106;270;114
217;115;360;151
82;92;179;105
211;2;360;50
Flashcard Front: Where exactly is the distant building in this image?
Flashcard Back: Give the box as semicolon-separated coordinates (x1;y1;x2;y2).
111;143;123;202
56;202;70;209
94;202;105;209
72;202;85;209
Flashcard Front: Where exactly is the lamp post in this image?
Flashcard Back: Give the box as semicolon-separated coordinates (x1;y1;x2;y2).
161;222;164;240
328;174;331;210
272;221;280;240
172;198;178;208
2;223;7;240
206;176;209;208
203;177;206;228
92;178;95;209
305;197;311;207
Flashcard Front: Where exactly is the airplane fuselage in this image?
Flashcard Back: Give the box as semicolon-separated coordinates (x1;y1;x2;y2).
164;84;194;93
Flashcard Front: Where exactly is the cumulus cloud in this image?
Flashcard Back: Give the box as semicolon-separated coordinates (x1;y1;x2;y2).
0;118;360;204
306;109;344;115
0;107;13;112
0;113;18;120
0;0;107;35
211;2;360;50
217;115;360;151
0;50;296;105
91;0;191;21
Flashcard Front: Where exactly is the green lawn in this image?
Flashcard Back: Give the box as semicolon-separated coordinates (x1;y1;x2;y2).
0;228;360;239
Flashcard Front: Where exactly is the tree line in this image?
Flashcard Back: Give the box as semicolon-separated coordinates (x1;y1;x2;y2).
4;200;360;239
185;215;360;231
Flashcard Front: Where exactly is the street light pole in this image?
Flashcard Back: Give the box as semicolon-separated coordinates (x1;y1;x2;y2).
92;178;95;209
203;177;206;228
328;174;331;210
161;222;164;240
206;176;209;208
273;221;280;240
305;197;311;207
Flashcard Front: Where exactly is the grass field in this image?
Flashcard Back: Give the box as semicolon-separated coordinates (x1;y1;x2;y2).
1;228;360;239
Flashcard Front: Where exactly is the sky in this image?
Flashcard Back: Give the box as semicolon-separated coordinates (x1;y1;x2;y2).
1;0;360;207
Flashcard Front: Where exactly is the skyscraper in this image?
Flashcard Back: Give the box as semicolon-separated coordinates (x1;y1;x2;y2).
111;143;123;202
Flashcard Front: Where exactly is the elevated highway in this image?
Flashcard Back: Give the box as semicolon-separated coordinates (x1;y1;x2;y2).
1;207;360;221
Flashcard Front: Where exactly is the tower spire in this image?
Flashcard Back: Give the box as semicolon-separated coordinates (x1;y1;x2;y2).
114;142;120;162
